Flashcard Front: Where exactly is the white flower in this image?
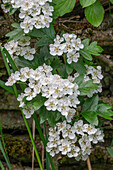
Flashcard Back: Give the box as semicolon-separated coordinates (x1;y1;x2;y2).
38;0;47;5
14;70;27;82
1;4;10;13
67;52;80;64
17;93;25;102
56;121;66;132
67;145;80;158
71;38;84;50
20;16;34;33
67;109;75;123
40;15;53;28
68;95;80;108
46;146;59;157
4;40;18;55
47;136;60;148
24;87;36;101
83;124;97;135
18;36;31;46
63;33;77;42
21;0;33;11
49;44;64;56
79;134;90;148
11;0;21;8
5;73;16;86
74;120;84;135
31;4;41;17
49;127;60;137
89;129;104;144
62;124;75;139
23;67;33;79
33;16;42;29
59;139;71;155
57;99;70;117
42;3;54;16
44;98;58;111
23;105;34;118
23;46;35;60
19;9;32;19
82;143;92;155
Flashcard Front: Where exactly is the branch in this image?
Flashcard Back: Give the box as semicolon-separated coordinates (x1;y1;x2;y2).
94;54;113;68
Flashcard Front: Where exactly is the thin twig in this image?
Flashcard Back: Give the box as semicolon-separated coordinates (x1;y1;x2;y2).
32;119;35;170
94;54;113;68
58;20;87;23
105;5;113;12
87;156;92;170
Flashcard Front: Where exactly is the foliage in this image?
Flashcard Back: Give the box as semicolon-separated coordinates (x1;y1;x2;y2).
53;0;76;17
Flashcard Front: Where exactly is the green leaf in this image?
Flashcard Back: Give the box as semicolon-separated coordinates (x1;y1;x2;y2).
2;47;26;92
39;106;61;127
0;122;10;168
0;160;5;170
57;64;68;78
97;103;113;120
110;0;113;4
6;28;24;41
11;23;20;28
27;95;46;111
15;47;52;69
82;39;90;48
65;62;73;74
80;0;96;8
14;54;39;69
72;58;86;74
98;112;113;120
29;24;55;46
98;103;113;114
37;46;53;65
80;39;103;60
82;111;98;125
0;141;11;170
86;41;103;56
3;48;18;72
79;80;99;96
53;0;76;17
0;80;15;94
107;147;113;157
9;8;17;15
74;74;84;86
82;94;99;113
80;50;92;61
50;57;63;70
85;0;105;27
36;37;51;47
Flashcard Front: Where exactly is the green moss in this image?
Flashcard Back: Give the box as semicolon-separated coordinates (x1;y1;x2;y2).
0;135;38;164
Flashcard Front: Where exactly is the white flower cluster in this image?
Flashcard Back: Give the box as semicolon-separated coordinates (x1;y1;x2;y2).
85;65;103;84
50;34;84;64
46;120;104;160
74;65;103;97
1;0;11;13
4;36;36;61
2;0;54;33
5;64;80;120
85;65;103;97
